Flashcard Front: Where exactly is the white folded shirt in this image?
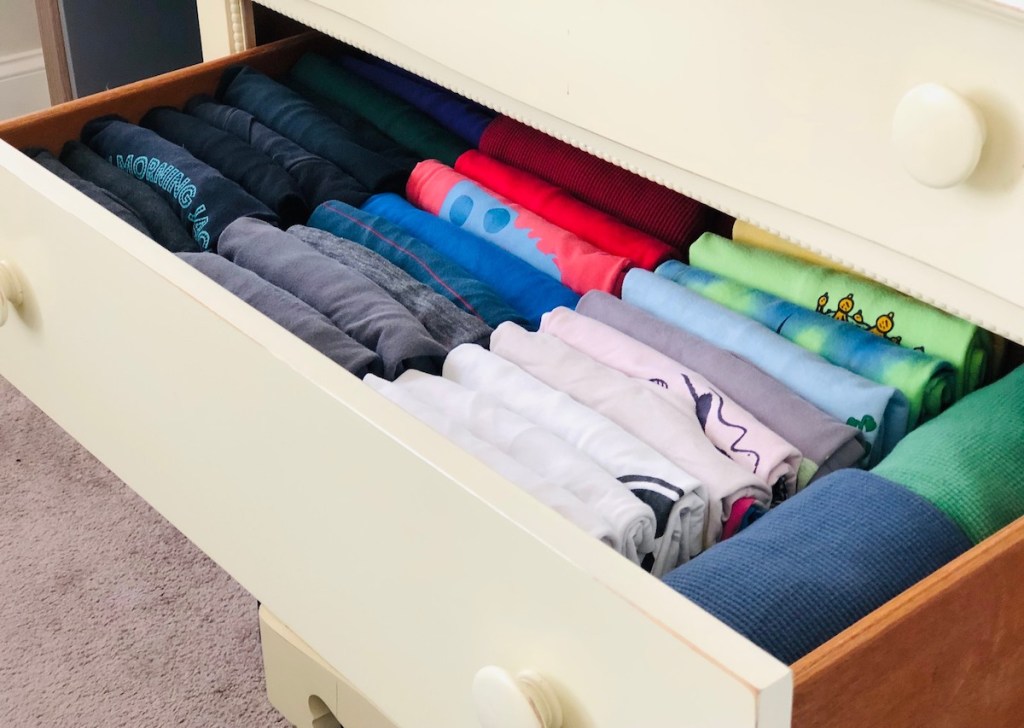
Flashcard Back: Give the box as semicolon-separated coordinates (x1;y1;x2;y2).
443;343;708;573
363;374;615;547
488;323;773;547
392;370;657;564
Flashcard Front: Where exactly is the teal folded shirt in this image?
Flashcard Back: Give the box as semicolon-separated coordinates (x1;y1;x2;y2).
657;260;957;428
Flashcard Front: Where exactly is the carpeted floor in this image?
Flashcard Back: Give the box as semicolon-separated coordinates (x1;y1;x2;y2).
0;375;288;727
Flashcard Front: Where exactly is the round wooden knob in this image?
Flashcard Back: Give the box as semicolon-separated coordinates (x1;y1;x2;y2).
0;261;24;327
892;83;986;188
472;666;563;728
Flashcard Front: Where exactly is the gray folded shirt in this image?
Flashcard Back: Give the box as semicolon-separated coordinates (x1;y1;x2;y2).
288;225;492;350
217;217;448;379
179;252;382;377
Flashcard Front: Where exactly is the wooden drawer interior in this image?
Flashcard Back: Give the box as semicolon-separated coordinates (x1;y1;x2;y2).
2;26;1023;728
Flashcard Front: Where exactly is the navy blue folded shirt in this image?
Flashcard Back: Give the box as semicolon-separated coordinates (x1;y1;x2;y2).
185;94;370;210
60;140;199;253
661;470;971;664
141;106;308;227
81;116;276;251
307;200;528;329
216;66;408;194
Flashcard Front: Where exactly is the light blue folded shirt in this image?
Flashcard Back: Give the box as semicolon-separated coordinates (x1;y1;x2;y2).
621;269;910;465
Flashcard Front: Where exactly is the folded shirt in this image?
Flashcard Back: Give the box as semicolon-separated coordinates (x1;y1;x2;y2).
659;260;958;428
622;269;909;465
185;94;370;209
25;148;153;237
179;252;382;377
732;219;857;274
689;233;996;398
443;343;707;574
540;307;802;498
407;160;633;296
338;55;494;146
217;65;408;194
141;106;308;227
217;217;447;379
490;322;772;546
576;291;865;488
454;151;676;269
662;470;971;664
288;225;492;350
307;200;526;329
363;373;615;546
59;141;199;253
873;364;1024;544
362;193;579;328
478;115;707;249
289;53;470;166
80;116;277;251
390;370;657;564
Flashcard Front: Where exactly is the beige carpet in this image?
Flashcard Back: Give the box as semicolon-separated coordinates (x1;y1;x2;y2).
0;376;288;727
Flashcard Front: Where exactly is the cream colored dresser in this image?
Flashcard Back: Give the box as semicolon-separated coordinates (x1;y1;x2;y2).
1;2;1023;727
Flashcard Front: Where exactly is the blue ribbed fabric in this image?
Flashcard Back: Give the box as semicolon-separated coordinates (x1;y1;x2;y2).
362;193;579;328
307;200;527;329
338;56;494;145
662;470;971;664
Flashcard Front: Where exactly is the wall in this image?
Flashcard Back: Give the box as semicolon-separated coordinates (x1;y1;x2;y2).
0;0;49;120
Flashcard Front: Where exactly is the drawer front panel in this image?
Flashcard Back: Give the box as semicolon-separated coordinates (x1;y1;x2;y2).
0;68;788;728
283;0;1024;342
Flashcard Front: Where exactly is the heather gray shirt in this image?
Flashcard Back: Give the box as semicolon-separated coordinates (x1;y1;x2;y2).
218;218;447;379
179;252;382;378
289;225;492;350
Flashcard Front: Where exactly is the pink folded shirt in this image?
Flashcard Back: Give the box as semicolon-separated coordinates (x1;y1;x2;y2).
407;159;632;295
540;307;801;496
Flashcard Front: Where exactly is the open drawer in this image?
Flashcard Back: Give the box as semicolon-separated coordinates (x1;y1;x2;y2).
1;21;1023;728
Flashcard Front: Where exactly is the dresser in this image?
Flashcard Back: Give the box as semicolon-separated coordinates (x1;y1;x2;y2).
1;2;1022;727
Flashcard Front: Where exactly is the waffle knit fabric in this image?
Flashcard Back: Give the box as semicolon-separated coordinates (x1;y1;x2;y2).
873;365;1024;544
662;469;971;664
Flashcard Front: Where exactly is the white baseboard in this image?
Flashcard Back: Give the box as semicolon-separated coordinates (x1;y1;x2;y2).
0;48;50;122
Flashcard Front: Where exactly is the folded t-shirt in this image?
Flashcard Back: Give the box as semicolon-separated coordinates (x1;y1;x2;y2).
60;141;199;253
622;269;909;465
81;116;276;250
443;343;707;574
288;224;492;350
363;193;579;328
217;65;408;194
179;252;381;377
576;291;865;488
217;217;447;379
490;322;772;546
540;306;802;499
185;94;370;209
25;148;152;237
408;160;633;296
141;106;308;227
689;233;995;398
307;200;526;329
662;469;971;664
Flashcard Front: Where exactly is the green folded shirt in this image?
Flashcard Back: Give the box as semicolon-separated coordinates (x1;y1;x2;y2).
873;365;1024;544
689;233;996;398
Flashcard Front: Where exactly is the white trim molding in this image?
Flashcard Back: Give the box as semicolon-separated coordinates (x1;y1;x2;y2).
195;0;255;60
0;48;49;121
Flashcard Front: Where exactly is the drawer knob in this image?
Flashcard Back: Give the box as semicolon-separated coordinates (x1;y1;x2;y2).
0;261;24;327
892;83;986;188
473;666;563;728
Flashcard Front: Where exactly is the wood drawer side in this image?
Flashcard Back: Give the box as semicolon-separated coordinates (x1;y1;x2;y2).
792;516;1024;728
